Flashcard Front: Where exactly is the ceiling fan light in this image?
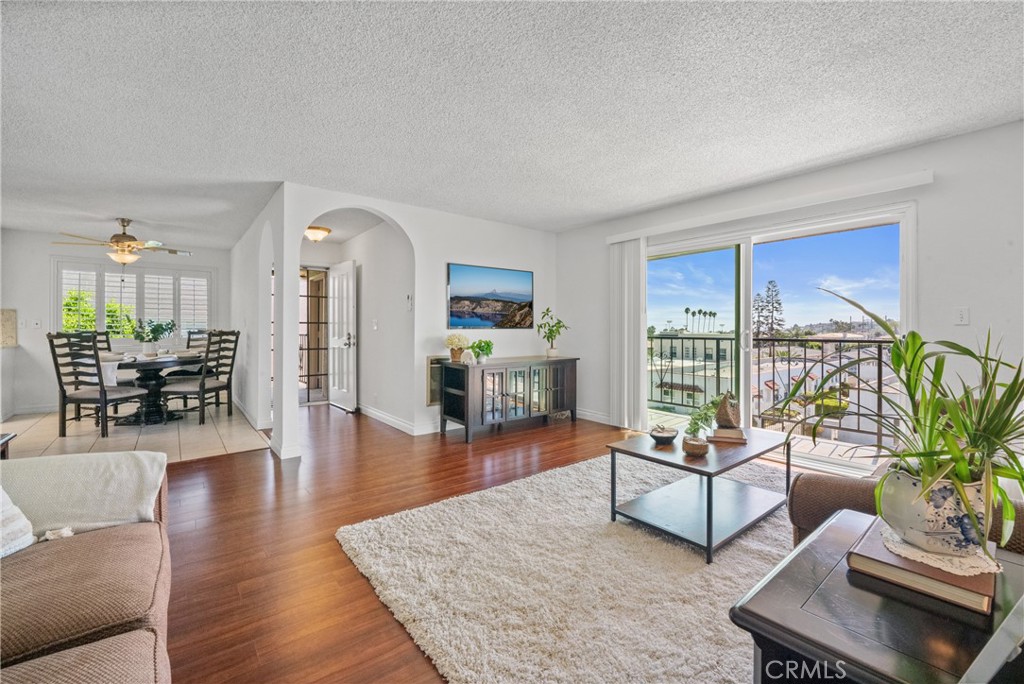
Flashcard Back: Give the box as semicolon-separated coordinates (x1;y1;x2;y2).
108;250;140;265
304;225;331;242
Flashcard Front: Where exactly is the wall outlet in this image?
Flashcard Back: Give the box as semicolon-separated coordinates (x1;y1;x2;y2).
30;320;41;329
953;306;969;326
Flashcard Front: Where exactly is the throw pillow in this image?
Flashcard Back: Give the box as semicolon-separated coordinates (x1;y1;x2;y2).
1;487;35;557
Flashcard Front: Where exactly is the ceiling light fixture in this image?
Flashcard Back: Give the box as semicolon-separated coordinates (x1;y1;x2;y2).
304;225;331;242
107;249;140;265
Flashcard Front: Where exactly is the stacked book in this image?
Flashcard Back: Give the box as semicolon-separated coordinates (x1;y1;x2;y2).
847;517;997;618
708;427;747;444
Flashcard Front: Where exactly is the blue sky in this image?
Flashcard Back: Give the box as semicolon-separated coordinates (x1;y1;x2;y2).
647;223;900;331
448;264;533;297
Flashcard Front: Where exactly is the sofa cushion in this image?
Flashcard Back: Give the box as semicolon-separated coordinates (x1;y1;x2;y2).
0;629;170;684
0;522;170;665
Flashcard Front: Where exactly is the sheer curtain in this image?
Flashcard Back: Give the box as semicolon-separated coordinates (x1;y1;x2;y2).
608;238;648;432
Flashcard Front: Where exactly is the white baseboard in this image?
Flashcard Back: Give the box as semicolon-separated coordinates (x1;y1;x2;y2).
359;404;416;435
576;408;612;425
11;402;59;417
269;435;302;460
233;401;271;431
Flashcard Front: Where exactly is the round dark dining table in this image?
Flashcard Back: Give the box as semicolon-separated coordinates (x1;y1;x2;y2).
114;354;203;426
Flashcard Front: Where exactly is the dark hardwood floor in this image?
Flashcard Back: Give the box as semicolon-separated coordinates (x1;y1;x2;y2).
166;406;630;683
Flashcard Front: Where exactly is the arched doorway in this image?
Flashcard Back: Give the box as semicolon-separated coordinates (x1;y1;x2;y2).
294;207;416;424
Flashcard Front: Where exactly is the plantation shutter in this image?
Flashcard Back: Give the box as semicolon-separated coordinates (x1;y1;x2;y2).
60;269;97;332
179;276;209;331
104;272;137;338
143;274;175;323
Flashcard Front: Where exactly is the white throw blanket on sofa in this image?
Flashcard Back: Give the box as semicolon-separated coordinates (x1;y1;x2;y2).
0;451;167;537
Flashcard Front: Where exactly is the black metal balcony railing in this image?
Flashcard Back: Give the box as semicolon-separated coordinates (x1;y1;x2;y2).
647;335;897;447
647;335;732;412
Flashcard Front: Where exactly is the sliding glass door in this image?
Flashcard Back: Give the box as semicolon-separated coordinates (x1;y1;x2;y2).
646;243;747;427
640;201;913;476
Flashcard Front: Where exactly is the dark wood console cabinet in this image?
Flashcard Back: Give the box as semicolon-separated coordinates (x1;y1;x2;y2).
440;356;577;443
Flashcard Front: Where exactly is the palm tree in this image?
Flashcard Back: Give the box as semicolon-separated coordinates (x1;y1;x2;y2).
683;307;691;332
711;311;717;332
695;309;702;332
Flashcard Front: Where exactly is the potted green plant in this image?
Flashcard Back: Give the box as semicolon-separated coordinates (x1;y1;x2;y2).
785;290;1024;559
536;307;568;358
682;395;723;456
134;319;176;355
445;333;470;362
469;339;493;361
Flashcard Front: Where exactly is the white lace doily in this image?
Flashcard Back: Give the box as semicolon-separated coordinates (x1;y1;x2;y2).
880;526;1002;576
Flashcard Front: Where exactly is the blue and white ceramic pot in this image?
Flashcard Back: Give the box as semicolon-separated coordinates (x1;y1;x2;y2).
878;469;986;556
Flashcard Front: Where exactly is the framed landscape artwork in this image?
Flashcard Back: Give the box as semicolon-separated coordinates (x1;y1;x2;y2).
447;263;534;329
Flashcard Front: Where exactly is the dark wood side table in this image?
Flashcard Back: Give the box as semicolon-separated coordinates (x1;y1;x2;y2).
730;509;1024;683
608;428;790;564
0;432;15;459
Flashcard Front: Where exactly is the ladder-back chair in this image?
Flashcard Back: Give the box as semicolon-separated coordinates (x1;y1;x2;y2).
47;332;147;437
160;330;239;424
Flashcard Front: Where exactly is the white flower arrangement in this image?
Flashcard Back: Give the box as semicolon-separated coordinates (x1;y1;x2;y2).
445;333;470;349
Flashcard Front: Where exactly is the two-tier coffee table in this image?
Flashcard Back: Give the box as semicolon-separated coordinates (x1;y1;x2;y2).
609;428;790;563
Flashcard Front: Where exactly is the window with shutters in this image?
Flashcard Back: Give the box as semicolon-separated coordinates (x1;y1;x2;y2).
179;276;208;332
104;272;137;339
143;274;175;325
56;259;213;346
61;270;97;332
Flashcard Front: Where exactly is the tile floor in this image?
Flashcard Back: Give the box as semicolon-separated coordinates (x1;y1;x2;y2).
1;404;270;462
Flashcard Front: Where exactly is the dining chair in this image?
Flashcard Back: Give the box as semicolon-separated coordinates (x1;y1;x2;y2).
47;332;148;437
164;329;213;407
160;330;239;425
186;330;208;349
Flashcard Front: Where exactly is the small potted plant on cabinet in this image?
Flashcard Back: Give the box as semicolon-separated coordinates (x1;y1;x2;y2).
469;339;494;362
536;307;568;358
445;333;470;362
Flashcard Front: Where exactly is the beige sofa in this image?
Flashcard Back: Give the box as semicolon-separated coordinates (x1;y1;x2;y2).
0;451;171;683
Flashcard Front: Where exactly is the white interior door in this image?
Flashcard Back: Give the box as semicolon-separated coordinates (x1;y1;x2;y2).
328;260;358;412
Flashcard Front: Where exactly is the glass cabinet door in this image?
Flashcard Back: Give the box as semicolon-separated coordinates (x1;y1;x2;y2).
482;369;505;424
506;368;529;420
548;363;567;411
530;366;550;416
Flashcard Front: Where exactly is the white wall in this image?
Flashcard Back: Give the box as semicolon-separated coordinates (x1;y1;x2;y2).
229;186;280;431
557;121;1024;425
0;227;232;416
328;223;416;431
1;348;14;421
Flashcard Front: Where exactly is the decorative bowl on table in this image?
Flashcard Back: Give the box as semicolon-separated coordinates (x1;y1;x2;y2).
649;425;679;446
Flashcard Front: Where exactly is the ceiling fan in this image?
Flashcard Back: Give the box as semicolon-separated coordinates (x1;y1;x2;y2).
52;218;194;265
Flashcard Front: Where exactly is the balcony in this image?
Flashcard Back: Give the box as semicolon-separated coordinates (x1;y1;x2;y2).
647;334;897;475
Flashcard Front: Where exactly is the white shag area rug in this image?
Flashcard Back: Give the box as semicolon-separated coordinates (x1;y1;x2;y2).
336;455;792;683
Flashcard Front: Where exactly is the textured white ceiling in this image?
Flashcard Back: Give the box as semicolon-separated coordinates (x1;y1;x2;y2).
2;2;1021;249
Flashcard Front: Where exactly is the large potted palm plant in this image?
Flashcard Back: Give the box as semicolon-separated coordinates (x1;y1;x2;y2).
785;291;1024;559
